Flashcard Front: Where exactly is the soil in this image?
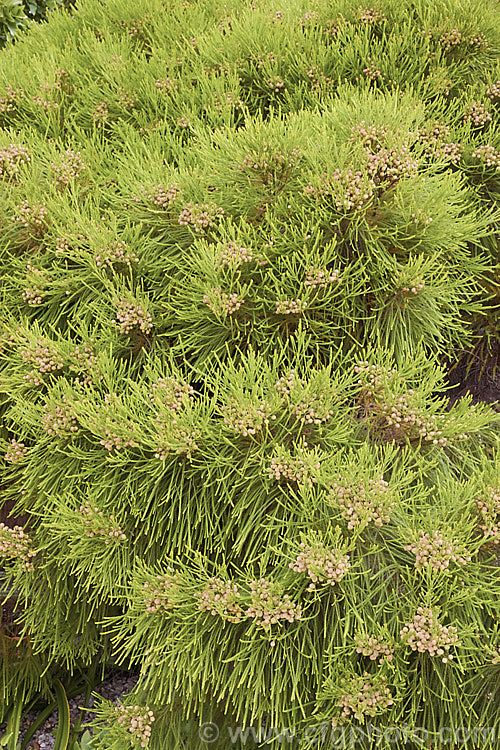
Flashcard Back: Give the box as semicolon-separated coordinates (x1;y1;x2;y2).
443;338;500;410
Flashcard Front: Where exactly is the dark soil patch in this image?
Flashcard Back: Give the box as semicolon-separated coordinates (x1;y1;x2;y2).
443;338;500;410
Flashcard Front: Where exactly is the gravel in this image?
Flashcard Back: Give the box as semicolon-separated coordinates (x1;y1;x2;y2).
18;670;138;750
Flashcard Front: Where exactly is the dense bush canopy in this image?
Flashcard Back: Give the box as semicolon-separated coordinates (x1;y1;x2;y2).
0;0;499;747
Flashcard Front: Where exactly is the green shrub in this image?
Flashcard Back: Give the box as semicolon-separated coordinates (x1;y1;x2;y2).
0;0;68;48
0;0;499;747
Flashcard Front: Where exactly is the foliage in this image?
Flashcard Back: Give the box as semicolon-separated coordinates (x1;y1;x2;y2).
0;0;499;747
0;0;68;48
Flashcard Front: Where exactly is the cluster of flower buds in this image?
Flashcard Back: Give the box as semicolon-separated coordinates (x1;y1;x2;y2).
268;76;285;93
491;648;500;665
275;299;307;314
77;500;127;545
22;263;50;306
0;523;37;571
114;299;153;334
92;101;109;123
294;395;335;426
22;286;44;306
12;201;48;235
238;145;302;182
41;399;79;439
99;425;137;451
329;168;375;212
304;267;340;288
410;208;433;227
203;287;244;316
275;369;297;397
178;202;224;232
400;607;459;662
328;476;392;529
438;27;462;51
212;90;245;113
350;122;388;150
33;81;59;111
150;376;194;411
144;569;179;613
486;80;500;100
20;340;64;385
305;66;334;95
117;87;137;110
382;392;451;446
354;361;396;394
356;7;387;24
0;85;24;113
418;123;463;164
268;447;321;486
472;144;500;171
354;634;394;663
216;241;266;268
114;704;155;748
155;77;178;94
51;149;86;187
69;344;99;387
365;145;419;185
463;101;492;126
198;578;244;622
95;241;139;269
246;579;301;630
404;531;471;571
221;398;274;436
138;183;180;208
335;673;394;723
5;439;28;463
154;422;200;460
50;68;70;92
476;487;500;545
290;542;351;590
397;277;425;296
362;62;382;81
0;144;30;179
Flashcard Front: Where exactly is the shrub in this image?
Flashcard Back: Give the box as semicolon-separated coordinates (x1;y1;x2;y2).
0;0;68;48
0;0;499;748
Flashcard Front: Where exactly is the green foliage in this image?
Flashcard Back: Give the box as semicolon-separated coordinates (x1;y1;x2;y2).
0;0;499;747
0;0;67;48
